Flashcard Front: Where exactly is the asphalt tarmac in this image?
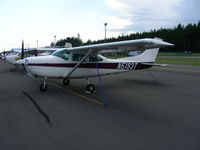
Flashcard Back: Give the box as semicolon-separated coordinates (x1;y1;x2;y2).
0;60;200;150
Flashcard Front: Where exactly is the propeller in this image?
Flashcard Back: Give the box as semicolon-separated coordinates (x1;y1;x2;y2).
21;40;25;59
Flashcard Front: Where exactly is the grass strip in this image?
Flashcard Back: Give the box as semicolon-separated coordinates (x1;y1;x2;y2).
156;57;200;66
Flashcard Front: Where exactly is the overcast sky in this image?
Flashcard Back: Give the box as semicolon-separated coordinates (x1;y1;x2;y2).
0;0;199;51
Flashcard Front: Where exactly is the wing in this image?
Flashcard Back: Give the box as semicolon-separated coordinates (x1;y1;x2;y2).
23;48;66;56
67;38;174;54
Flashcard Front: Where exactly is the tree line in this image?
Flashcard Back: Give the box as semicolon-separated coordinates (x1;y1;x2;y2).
54;21;200;52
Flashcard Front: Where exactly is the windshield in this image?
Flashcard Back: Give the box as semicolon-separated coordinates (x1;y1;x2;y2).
52;50;70;60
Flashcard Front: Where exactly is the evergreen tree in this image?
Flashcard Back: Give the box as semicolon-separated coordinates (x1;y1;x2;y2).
54;21;200;52
56;37;83;47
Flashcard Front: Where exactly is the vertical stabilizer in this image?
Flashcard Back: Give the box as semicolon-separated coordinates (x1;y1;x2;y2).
118;48;159;62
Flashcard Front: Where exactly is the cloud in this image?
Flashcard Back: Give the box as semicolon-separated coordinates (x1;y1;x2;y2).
176;0;200;23
104;0;133;16
81;11;99;17
102;15;133;29
104;0;200;33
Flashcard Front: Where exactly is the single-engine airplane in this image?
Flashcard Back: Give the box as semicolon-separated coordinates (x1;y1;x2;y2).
24;38;173;92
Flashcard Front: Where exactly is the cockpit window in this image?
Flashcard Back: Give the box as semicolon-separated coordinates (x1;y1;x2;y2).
89;55;103;62
52;50;70;60
72;54;103;62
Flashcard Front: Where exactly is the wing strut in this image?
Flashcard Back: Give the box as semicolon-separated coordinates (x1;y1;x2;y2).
96;63;109;106
65;49;93;78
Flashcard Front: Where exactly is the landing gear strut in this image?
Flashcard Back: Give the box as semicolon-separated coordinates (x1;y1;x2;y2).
40;78;47;91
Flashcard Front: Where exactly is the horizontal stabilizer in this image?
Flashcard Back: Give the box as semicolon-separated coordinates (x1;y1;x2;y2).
141;62;170;67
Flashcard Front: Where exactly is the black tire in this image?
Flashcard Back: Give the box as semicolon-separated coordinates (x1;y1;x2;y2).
86;84;95;93
63;79;70;85
40;84;47;91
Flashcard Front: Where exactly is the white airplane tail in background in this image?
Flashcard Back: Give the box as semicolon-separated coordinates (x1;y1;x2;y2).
117;48;159;63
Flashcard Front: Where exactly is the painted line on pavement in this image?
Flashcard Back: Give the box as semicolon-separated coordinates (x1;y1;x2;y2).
48;81;104;106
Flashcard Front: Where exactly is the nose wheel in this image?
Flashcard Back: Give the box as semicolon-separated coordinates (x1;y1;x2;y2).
40;83;47;91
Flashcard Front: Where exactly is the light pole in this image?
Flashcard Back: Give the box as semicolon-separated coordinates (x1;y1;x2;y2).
104;23;107;42
36;40;38;48
54;35;56;47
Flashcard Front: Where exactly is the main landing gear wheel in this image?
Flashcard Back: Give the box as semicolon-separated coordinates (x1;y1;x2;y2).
40;83;47;91
86;84;96;93
63;79;70;85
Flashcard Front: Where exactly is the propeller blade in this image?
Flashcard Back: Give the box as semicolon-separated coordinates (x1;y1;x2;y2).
21;40;24;59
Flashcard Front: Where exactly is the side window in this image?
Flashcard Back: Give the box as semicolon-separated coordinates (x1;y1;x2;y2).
89;55;103;62
72;54;86;62
71;54;103;62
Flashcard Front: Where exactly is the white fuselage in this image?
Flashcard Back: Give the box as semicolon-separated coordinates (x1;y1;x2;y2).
25;55;125;78
25;54;149;79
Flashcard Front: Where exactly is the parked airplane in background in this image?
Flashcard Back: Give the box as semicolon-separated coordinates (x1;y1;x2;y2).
5;41;67;71
24;38;173;92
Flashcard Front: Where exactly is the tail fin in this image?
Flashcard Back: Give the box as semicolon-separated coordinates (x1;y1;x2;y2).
118;48;159;62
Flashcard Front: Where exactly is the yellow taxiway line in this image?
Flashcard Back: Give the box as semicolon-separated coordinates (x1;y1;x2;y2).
48;81;104;106
48;66;199;106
